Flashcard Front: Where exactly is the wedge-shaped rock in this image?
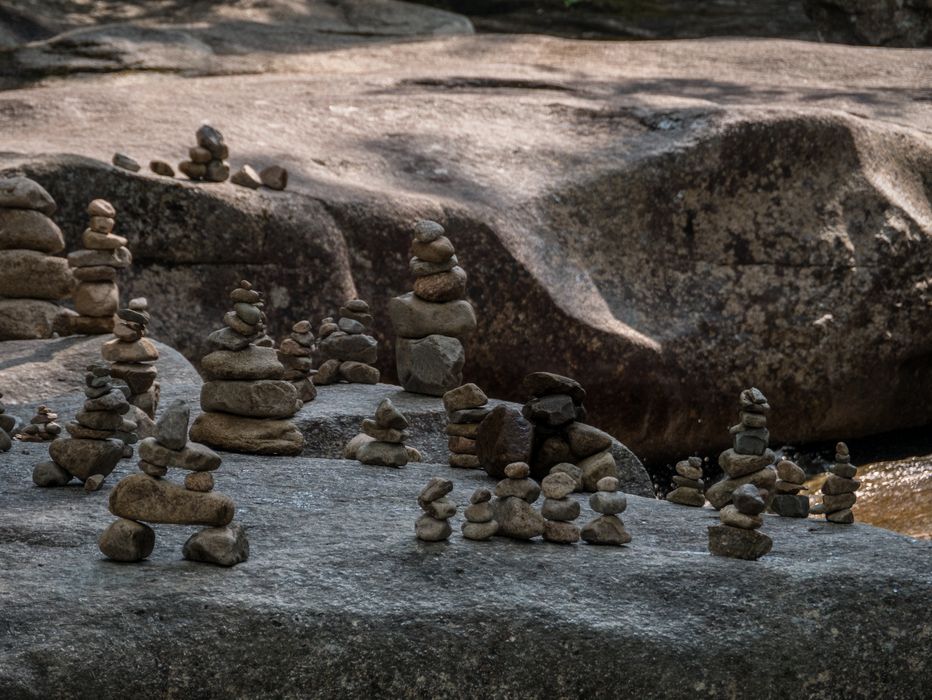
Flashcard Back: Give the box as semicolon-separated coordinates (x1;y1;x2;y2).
137;436;221;471
183;524;249;567
109;473;234;526
49;437;123;481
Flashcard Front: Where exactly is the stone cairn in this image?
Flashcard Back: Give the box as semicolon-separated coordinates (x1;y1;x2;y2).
541;471;581;544
278;320;317;402
666;456;705;507
67;199;133;335
415;477;457;542
99;400;249;566
706;388;777;510
462;487;498;541
189;280;304;456
315;299;380;385
813;442;859;524
770;459;810;517
179;124;230;183
14;405;62;442
0;176;74;340
708;483;773;560
345;398;411;468
103;298;160;427
443;383;489;470
581;476;631;546
33;363;137;491
492;462;546;540
389;220;476;396
0;392;14;452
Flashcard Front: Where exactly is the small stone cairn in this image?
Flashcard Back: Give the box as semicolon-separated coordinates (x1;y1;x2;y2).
67;199;132;335
316;299;380;385
99;400;249;566
492;462;545;540
389;220;476;396
415;477;456;542
103;298;160;426
15;405;62;442
581;476;631;546
189;280;304;456
666;456;705;507
278;320;317;402
0;176;75;340
770;459;810;517
708;483;773;560
706;388;777;510
462;488;498;541
0;392;15;452
443;383;489;469
812;442;859;524
345;398;410;467
541;471;581;544
33;363;137;490
179;124;230;183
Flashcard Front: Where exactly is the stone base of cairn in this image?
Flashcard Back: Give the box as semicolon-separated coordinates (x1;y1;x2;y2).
179;125;230;183
316;299;380;385
0;392;15;452
462;487;498;541
345;398;411;467
99;400;249;566
770;459;810;517
707;388;777;510
708;483;773;560
278;320;317;402
666;456;705;506
581;476;631;546
812;442;859;524
443;383;489;469
33;363;137;490
541;471;580;544
0;176;76;340
492;462;545;540
15;405;61;442
416;477;456;541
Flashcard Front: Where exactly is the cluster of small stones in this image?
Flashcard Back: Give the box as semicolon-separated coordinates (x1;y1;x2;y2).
179;125;230;183
770;458;810;518
0;392;14;452
541;471;580;544
666;456;705;507
442;383;489;469
99;400;249;566
0;176;74;340
231;164;288;191
102;298;160;435
33;363;137;491
707;388;777;510
14;405;61;442
316;299;380;385
189;280;304;456
462;487;499;541
708;483;773;560
277;320;317;402
67;199;132;335
492;462;546;539
415;477;457;541
389;220;476;396
345;398;412;468
812;442;860;524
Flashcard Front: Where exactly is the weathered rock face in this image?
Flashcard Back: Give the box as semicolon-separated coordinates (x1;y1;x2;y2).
803;0;931;46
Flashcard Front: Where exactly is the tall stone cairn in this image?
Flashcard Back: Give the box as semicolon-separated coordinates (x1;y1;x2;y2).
277;320;317;402
442;383;489;469
179;124;230;183
708;483;773;560
315;299;380;385
0;176;75;339
770;459;810;517
102;297;160;430
415;477;456;542
491;462;545;540
541;471;581;544
189;280;304;456
666;456;706;507
461;487;498;541
389;219;476;396
581;476;631;546
812;442;860;524
14;405;62;442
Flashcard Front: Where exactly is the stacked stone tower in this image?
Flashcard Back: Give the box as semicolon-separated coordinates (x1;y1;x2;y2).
103;298;160;422
443;383;489;469
278;320;317;402
415;477;456;542
316;299;380;385
770;459;809;517
461;488;498;541
581;476;631;546
491;462;545;540
708;483;773;560
179;124;230;183
666;456;705;507
15;405;61;442
813;442;859;524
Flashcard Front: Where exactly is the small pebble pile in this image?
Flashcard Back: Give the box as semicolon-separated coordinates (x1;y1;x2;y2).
346;398;410;467
179;125;230;183
666;456;705;507
0;392;14;452
541;471;581;544
708;483;773;560
67;198;132;335
462;488;498;541
99;400;249;566
581;476;631;545
389;220;476;396
102;298;160;425
443;383;489;469
813;442;859;524
15;405;61;442
190;280;304;456
316;299;380;385
707;388;777;509
0;176;74;340
33;363;137;491
277;320;317;402
415;477;456;541
492;462;545;540
770;459;810;517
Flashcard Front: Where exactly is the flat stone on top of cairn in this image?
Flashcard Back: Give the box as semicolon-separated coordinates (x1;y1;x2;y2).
179;124;230;183
316;299;380;385
666;456;706;507
770;458;810;517
708;483;773;560
277;319;317;403
461;488;498;541
346;398;411;468
15;405;62;442
443;383;489;469
103;297;160;434
812;442;860;524
581;476;631;546
416;477;456;541
491;462;545;540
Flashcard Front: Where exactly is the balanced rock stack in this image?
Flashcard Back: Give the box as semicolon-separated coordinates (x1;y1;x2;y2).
770;459;810;517
315;299;379;385
0;392;15;452
0;176;74;339
461;488;499;541
706;388;777;510
103;298;160;424
666;456;705;507
443;383;489;469
415;477;456;542
813;442;859;524
389;220;476;396
99;400;249;566
179;124;230;183
541;471;581;544
346;398;410;468
581;476;631;546
708;483;773;560
277;320;317;402
190;280;304;456
33;363;137;490
15;405;62;442
67;199;132;335
492;462;545;540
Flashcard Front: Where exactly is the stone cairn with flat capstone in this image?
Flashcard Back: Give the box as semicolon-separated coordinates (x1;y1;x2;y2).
581;476;631;546
179;124;230;183
0;392;15;452
345;397;411;467
492;462;546;540
315;299;380;385
389;219;476;396
15;405;61;442
443;382;489;469
416;477;457;542
770;458;809;517
0;176;75;340
190;280;304;456
100;400;248;566
103;298;160;436
666;456;706;507
812;441;859;524
541;470;581;544
708;483;773;560
277;319;317;402
461;487;498;541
